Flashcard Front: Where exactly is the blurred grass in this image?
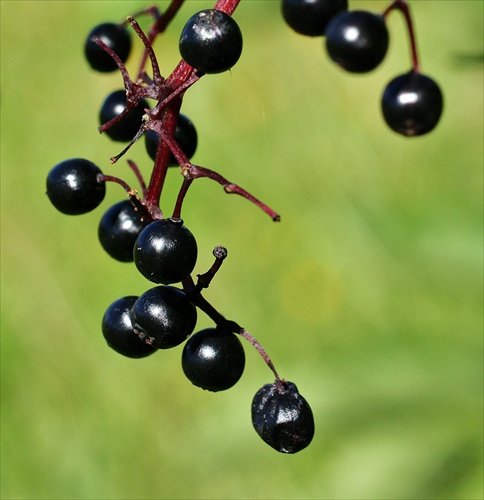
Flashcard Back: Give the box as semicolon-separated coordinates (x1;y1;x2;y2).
1;1;483;499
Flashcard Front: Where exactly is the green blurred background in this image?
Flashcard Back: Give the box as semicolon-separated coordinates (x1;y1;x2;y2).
1;1;482;498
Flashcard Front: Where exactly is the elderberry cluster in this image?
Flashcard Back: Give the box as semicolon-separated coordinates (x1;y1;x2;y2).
46;3;314;454
45;0;444;455
282;0;443;136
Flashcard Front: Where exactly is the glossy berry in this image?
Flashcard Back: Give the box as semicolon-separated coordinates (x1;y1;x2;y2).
325;10;389;73
98;200;147;262
179;9;243;74
46;158;106;215
282;0;348;37
84;22;131;73
145;114;198;166
252;381;314;454
134;218;198;285
102;296;157;358
381;70;443;137
99;90;149;142
130;286;197;349
182;327;245;392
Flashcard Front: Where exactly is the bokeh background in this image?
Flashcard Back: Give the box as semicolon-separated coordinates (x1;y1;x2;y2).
1;1;482;499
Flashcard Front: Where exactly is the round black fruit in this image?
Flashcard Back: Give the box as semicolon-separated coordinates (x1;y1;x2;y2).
381;70;443;137
182;327;245;391
46;158;106;215
179;9;243;74
282;0;348;37
99;90;149;142
98;200;147;262
84;22;131;73
134;218;198;285
130;286;197;349
252;381;315;454
325;10;389;73
102;296;157;358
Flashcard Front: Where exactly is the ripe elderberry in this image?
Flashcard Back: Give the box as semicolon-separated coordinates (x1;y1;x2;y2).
84;22;132;73
99;89;149;142
130;286;197;349
145;114;198;165
179;9;243;74
252;381;315;454
381;70;444;137
182;327;245;392
282;0;348;37
46;158;106;215
325;10;389;73
133;219;198;285
102;296;157;358
98;200;147;262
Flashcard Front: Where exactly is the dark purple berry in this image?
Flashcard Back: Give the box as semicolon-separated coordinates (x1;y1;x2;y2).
84;22;131;73
98;200;147;262
134;218;198;285
282;0;348;37
325;10;389;73
179;9;243;74
182;327;245;392
46;158;106;215
102;296;157;358
99;90;149;142
381;70;443;137
145;114;198;166
252;381;315;454
130;286;197;349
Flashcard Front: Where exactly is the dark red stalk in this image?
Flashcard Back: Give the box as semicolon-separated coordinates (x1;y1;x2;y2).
182;274;281;382
383;0;420;72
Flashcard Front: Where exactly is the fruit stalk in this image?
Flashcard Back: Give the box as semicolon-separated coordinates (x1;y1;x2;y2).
383;0;420;71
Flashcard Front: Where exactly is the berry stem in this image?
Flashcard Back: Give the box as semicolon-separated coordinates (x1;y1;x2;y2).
383;0;420;71
238;329;282;383
127;16;163;85
181;163;281;221
187;246;228;294
183;276;282;383
172;178;192;220
135;0;186;80
127;160;147;196
99;174;133;193
144;100;181;214
213;0;241;16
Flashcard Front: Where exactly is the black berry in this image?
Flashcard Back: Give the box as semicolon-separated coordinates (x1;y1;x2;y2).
179;9;243;74
46;158;106;215
102;296;157;358
130;286;197;349
325;10;389;73
98;200;147;262
252;381;315;454
182;327;245;392
99;90;149;142
282;0;348;37
84;22;131;73
134;218;198;285
145;114;198;165
381;70;443;137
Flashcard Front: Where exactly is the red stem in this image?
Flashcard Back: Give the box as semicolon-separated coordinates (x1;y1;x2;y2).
136;0;186;80
182;164;281;221
213;0;241;16
383;0;420;72
144;100;182;213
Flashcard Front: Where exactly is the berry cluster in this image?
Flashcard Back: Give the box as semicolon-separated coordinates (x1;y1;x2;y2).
282;0;443;136
46;0;443;454
46;0;315;454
